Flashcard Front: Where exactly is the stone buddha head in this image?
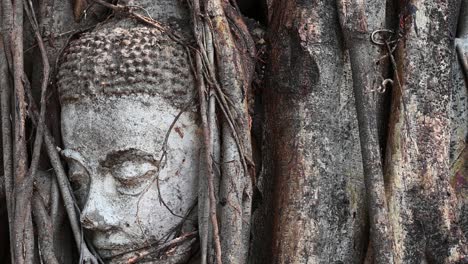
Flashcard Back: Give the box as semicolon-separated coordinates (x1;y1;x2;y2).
57;22;200;261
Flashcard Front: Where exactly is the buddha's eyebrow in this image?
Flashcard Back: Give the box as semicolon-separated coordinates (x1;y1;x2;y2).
100;148;159;168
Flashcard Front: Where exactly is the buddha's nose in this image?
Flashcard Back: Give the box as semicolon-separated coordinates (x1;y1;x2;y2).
80;212;103;230
80;193;117;231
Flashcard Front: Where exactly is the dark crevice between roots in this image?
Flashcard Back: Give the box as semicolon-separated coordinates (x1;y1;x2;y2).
236;0;268;26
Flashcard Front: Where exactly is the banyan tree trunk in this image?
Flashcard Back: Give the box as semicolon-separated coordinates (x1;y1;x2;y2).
252;0;367;263
384;0;467;263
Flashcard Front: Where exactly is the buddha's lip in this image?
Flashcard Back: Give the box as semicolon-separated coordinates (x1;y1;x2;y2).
95;244;146;258
93;238;149;250
96;243;161;260
91;234;156;258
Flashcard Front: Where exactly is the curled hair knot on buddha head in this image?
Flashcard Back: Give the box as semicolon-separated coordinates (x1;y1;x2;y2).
57;26;194;106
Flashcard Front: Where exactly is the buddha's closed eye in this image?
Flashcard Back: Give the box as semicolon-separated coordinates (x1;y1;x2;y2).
111;160;158;196
101;148;160;196
63;148;160;198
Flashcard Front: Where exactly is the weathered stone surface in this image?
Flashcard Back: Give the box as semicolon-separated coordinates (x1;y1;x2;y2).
60;94;200;261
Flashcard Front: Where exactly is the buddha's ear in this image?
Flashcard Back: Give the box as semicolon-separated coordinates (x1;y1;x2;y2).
60;148;92;175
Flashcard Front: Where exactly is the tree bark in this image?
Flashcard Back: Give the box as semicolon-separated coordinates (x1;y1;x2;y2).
385;0;467;263
5;0;35;263
32;191;59;264
0;7;14;262
336;1;394;263
256;0;367;263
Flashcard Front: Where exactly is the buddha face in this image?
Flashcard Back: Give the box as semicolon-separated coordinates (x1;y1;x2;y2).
61;94;201;259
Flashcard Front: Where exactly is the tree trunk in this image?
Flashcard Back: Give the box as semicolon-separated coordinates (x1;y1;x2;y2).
254;0;367;263
384;0;467;263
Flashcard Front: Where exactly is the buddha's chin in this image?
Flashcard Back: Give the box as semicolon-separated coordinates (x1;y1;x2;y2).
90;235;148;259
95;243;145;260
96;244;163;263
96;248;124;259
93;243;130;258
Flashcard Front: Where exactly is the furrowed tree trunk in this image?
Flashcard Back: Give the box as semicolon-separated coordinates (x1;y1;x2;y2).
255;0;367;263
385;0;468;263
